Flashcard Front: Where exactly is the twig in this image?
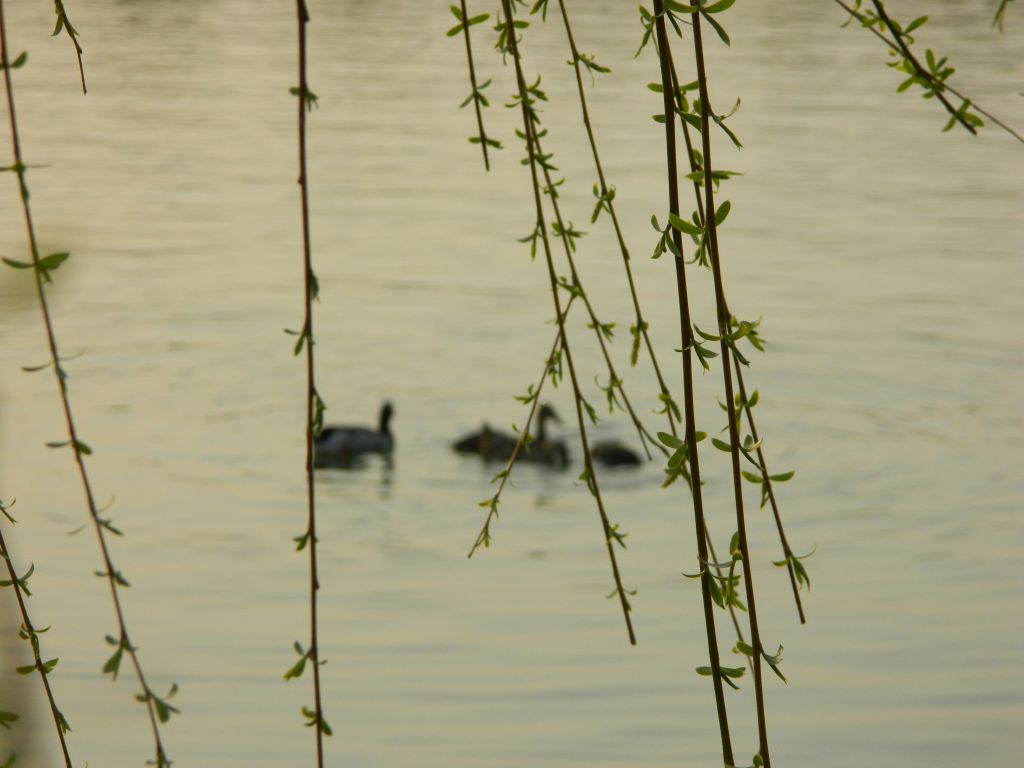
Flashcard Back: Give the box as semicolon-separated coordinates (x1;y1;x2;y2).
1;5;173;764
0;509;73;767
691;10;772;765
733;365;807;624
293;0;328;761
456;0;493;169
469;297;574;556
832;0;1024;144
663;44;808;624
554;0;680;437
52;1;86;94
530;129;659;460
500;0;636;644
652;3;734;761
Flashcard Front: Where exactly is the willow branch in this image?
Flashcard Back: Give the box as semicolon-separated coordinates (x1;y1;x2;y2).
652;3;734;761
2;5;172;764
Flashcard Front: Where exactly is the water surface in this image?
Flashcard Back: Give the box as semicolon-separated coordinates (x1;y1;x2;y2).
1;1;1022;766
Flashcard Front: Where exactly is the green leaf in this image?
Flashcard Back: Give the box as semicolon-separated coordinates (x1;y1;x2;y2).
694;324;721;341
38;251;69;271
701;9;731;46
702;0;736;13
657;431;684;449
711;437;731;452
714;200;731;226
707;573;724;607
734;641;755;656
679;111;702;131
0;710;19;729
668;213;702;236
695;664;745;678
154;698;174;722
103;644;125;679
664;1;699;12
1;257;33;270
667;447;687;469
793;557;811;589
769;470;795;482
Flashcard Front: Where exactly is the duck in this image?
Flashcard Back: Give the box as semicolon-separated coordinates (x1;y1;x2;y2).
452;422;519;458
314;401;393;468
590;440;643;468
452;403;569;468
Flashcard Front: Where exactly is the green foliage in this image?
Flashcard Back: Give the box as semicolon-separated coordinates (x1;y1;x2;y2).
301;705;333;736
0;50;27;70
137;684;180;723
839;0;991;135
2;251;70;283
446;4;489;37
289;85;319;112
0;563;35;596
103;635;128;679
774;549;815;591
993;0;1016;30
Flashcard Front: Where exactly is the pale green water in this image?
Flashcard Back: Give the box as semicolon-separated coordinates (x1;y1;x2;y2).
1;1;1022;766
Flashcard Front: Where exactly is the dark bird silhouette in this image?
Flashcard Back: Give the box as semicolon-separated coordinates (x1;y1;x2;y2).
315;401;393;468
590;440;642;468
453;403;569;468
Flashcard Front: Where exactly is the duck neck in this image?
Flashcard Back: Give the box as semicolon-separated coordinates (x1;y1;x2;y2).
536;410;548;442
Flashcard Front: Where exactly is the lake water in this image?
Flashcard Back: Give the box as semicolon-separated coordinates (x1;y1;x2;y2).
1;1;1022;766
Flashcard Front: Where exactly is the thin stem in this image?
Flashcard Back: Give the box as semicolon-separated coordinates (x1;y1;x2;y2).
458;0;491;169
53;0;86;94
832;0;1024;144
295;1;326;764
665;47;807;624
0;523;73;767
868;0;973;135
734;364;806;624
501;0;635;645
652;4;733;762
531;131;659;460
555;0;679;438
1;5;171;765
691;11;771;765
468;296;575;557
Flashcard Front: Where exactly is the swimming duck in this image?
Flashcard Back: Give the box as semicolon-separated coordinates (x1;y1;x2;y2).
315;401;393;467
452;422;519;458
452;403;569;468
590;440;642;467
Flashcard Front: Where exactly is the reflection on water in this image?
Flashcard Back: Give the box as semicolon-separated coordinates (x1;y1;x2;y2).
1;0;1022;766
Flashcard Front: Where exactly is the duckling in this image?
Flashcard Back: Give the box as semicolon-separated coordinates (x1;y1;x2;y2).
590;440;642;467
315;401;393;468
452;422;518;459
